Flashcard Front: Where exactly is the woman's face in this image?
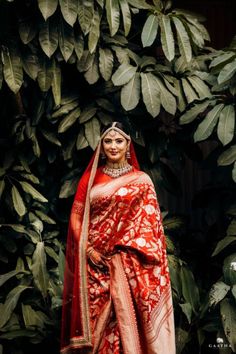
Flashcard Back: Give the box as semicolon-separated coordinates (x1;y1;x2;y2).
102;130;129;164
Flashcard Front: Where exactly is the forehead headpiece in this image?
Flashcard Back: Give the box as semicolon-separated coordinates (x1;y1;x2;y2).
100;122;131;140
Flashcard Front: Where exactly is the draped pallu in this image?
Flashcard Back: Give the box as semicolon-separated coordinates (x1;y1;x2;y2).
61;166;176;354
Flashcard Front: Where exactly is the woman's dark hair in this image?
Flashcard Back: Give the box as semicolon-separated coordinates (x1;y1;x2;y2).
101;121;130;136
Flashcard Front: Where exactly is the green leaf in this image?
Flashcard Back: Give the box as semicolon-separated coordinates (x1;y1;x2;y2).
22;304;51;328
127;0;152;9
58;106;81;133
217;105;235;146
106;0;120;36
233;161;236;183
232;284;236;300
0;61;3;89
99;48;114;81
155;77;177;115
41;129;61;146
39;18;58;58
84;54;100;84
31;242;49;298
88;7;101;54
210;52;236;69
218;145;236;166
112;63;137;86
181;78;198;104
59;0;78;26
76;129;89;150
218;58;236;84
187;76;212;99
179;100;213;125
186;22;204;48
51;100;79;118
19;181;48;203
194;103;224;142
58;19;74;62
35;210;56;224
45;246;59;262
59;176;79;197
0;285;29;329
51;60;61;106
141;72;160;117
84;117;100;150
11;185;26;217
79;106;97;123
37;57;53;92
172;16;192;62
160;15;175;62
2;47;23;93
179;302;192;323
19;20;37;44
121;72;140;111
119;0;131;36
0;179;5;199
38;0;58;20
180;264;200;313
220;298;236;352
22;54;40;80
59;248;65;282
78;0;94;35
209;281;230;306
0;270;22;287
141;14;159;48
74;32;84;60
212;236;236;257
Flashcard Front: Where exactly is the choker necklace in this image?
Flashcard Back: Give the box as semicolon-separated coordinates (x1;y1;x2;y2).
103;161;133;178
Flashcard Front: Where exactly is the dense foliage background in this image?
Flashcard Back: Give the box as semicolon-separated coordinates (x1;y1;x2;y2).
0;0;236;353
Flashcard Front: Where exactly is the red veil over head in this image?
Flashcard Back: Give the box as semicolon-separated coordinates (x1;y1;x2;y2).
60;130;140;353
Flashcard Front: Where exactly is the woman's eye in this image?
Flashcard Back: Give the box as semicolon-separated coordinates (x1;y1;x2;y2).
116;140;123;144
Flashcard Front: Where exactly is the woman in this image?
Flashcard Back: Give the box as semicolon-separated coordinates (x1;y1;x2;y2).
60;122;176;354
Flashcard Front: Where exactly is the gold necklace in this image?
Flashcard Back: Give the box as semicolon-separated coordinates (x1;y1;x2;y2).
102;161;133;178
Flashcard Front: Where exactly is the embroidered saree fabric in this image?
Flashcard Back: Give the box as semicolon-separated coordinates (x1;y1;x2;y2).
60;146;175;354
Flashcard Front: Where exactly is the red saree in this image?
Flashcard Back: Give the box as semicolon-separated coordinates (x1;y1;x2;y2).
60;143;175;354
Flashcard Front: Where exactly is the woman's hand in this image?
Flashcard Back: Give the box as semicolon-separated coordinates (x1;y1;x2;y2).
87;247;110;269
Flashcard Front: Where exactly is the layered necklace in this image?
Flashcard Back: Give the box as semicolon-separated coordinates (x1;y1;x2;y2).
102;161;133;178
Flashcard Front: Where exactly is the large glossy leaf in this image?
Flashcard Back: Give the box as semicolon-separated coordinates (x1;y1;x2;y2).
179;100;212;125
58;106;81;133
155;77;177;115
19;181;48;203
78;0;94;35
0;61;3;89
223;253;236;285
218;145;236;166
106;0;120;36
19;20;37;44
58;19;74;62
38;0;58;20
187;76;211;99
218;59;236;84
79;106;97;123
22;304;51;328
112;63;137;86
0;270;22;287
141;14;159;48
31;242;49;298
186;22;205;48
209;281;230;306
88;7;101;54
194;103;224;142
119;0;131;36
84;117;100;150
52;100;79;118
0;179;5;198
37;57;53;92
59;0;78;26
233;161;236;183
74;32;84;60
180;264;200;313
181;78;198;104
51;60;61;106
220;298;236;352
127;0;152;9
2;47;23;93
22;54;40;80
84;54;100;84
217;105;235;146
210;52;236;69
39;18;58;58
179;302;192;323
141;72;160;117
76;129;89;150
172;16;192;62
11;185;26;217
0;285;29;329
212;236;236;257
121;72;140;111
160;15;175;62
99;48;114;81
